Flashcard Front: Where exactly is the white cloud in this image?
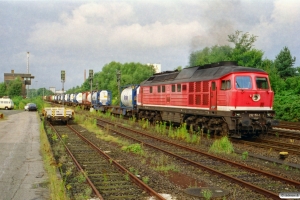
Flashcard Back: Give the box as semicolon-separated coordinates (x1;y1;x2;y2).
28;2;204;52
250;0;300;58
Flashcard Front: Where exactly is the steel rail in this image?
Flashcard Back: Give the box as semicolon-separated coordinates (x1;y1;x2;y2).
96;118;300;199
234;139;300;155
98;118;300;188
270;129;300;140
50;123;104;200
67;125;166;200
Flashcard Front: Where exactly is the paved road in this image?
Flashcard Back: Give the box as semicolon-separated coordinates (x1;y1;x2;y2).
0;111;49;200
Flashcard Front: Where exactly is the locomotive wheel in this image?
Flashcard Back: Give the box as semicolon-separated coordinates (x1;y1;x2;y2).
221;123;229;136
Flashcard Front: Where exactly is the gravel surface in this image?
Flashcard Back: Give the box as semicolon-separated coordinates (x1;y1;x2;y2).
0;111;49;200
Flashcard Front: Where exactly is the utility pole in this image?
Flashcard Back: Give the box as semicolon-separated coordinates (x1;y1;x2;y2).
116;70;121;100
61;70;65;107
89;70;93;107
27;52;30;98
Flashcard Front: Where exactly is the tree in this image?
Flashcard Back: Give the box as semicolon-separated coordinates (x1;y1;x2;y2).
0;82;7;97
7;78;22;97
274;46;296;79
174;66;182;71
189;45;232;67
228;30;263;67
67;61;155;105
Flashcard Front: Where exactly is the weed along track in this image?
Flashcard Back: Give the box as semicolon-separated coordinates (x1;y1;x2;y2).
96;117;300;199
48;123;165;200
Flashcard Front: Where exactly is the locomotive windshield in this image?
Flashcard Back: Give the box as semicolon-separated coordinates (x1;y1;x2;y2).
235;76;252;89
256;77;269;89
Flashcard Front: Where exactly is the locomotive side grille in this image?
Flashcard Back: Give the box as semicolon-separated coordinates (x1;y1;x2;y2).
188;94;194;105
189;82;194;92
203;81;209;92
196;81;201;92
195;95;201;105
203;94;209;105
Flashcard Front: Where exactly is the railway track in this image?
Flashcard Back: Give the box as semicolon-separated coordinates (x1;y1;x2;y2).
48;123;165;200
274;121;300;131
95;117;300;199
269;128;300;140
233;138;300;155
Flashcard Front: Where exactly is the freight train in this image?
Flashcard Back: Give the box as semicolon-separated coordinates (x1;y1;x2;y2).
45;61;278;138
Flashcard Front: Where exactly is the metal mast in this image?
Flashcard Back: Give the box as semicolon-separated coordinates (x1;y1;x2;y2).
27;52;30;98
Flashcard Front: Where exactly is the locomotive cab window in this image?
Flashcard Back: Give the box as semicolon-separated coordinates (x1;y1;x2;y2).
256;77;269;89
235;76;252;89
221;80;231;90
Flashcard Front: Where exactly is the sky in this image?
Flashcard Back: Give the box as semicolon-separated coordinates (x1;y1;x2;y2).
1;0;300;91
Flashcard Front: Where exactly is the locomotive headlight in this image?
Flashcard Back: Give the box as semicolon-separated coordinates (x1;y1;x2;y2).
252;94;260;101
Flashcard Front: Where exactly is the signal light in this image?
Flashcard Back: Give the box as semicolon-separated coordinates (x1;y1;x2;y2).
89;69;93;79
61;70;65;81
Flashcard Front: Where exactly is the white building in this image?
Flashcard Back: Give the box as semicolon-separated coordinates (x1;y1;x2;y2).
147;63;161;73
49;87;56;94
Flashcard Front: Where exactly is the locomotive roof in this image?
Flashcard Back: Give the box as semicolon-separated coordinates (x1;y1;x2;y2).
140;61;267;86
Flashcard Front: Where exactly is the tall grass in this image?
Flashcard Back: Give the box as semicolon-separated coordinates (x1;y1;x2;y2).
40;120;69;200
209;136;234;154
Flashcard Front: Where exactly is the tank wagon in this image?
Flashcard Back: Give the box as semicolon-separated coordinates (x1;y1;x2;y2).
45;61;278;138
137;61;278;138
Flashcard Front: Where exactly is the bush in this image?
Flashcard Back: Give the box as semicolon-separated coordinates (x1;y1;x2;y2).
209;136;234;154
274;92;300;122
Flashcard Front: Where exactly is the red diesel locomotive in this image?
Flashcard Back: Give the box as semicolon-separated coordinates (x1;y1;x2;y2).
137;61;278;138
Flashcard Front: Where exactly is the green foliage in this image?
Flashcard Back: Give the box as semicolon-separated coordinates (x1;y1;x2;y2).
0;82;7;97
228;30;257;52
12;96;44;111
242;151;249;160
7;77;22;97
274;46;296;79
121;143;144;155
273;91;300;121
201;189;213;200
66;62;155;105
189;45;232;67
209;136;234;154
142;176;149;184
227;30;263;67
